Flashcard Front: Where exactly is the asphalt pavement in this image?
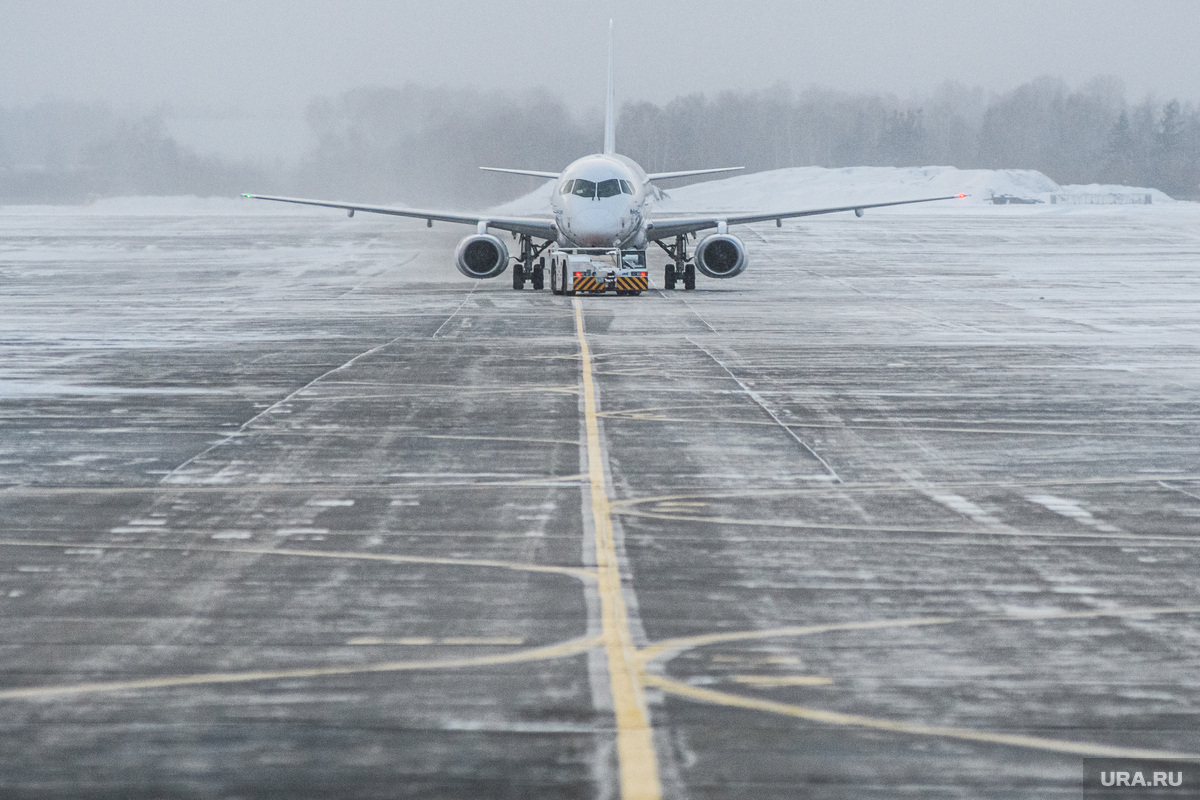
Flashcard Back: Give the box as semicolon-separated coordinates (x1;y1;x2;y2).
1;202;1198;798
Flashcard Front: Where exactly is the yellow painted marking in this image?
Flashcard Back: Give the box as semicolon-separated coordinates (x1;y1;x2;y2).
639;607;1200;757
645;674;1199;760
0;636;602;702
638;616;958;669
733;675;833;687
613;509;1200;545
574;299;662;800
609;472;1200;511
0;476;592;496
348;636;525;646
594;403;730;419
577;410;1200;440
421;434;580;447
311;382;580;394
0;540;597;583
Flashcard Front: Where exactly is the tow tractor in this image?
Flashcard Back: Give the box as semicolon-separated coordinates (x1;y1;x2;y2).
547;248;649;296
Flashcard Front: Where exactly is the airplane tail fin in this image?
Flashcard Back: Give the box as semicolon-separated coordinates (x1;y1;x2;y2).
603;19;615;155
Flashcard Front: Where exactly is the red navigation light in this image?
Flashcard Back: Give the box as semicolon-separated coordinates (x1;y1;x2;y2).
958;193;966;199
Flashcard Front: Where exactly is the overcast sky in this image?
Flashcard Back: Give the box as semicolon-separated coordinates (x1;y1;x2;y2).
4;0;1198;115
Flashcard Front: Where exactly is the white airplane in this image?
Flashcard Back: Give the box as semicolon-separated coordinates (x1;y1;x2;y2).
246;23;961;294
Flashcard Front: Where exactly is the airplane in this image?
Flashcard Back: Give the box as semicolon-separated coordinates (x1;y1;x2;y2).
245;22;962;294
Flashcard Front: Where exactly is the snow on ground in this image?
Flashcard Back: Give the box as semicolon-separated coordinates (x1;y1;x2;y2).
490;165;1179;216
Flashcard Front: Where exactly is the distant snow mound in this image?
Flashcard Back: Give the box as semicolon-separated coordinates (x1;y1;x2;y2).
658;166;1058;211
1057;184;1173;204
488;166;1176;216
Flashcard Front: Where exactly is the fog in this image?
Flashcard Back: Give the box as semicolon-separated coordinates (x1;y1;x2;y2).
2;1;1198;203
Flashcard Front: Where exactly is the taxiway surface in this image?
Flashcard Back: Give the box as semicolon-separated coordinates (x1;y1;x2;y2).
1;201;1198;798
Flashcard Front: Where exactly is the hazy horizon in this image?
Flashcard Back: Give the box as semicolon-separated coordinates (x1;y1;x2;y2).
4;1;1198;200
5;2;1198;115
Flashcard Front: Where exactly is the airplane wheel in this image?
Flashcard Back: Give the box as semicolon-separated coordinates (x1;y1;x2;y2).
684;263;696;290
664;265;676;290
513;264;525;290
533;264;545;291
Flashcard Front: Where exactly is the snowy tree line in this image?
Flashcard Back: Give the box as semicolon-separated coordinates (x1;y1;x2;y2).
622;77;1200;196
2;76;1198;203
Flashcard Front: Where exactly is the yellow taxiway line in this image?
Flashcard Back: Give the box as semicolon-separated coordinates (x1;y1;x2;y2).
0;539;597;583
639;606;1200;760
574;299;663;800
644;674;1200;761
638;605;1200;670
0;635;603;702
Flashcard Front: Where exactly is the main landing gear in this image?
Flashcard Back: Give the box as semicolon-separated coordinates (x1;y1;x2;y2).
656;234;696;291
511;234;550;291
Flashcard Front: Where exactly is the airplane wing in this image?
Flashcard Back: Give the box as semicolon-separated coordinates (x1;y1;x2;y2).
646;194;965;241
479;167;560;179
645;166;744;181
243;194;558;240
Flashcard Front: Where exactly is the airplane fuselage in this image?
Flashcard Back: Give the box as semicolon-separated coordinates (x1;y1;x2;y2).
551;153;650;249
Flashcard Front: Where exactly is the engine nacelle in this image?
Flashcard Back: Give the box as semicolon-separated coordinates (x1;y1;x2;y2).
454;233;510;279
694;233;748;278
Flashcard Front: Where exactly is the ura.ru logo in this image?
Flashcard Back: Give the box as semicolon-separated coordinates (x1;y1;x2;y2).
1100;770;1184;788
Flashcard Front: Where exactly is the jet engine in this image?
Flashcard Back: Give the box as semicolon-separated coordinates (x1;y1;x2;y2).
694;233;748;278
454;233;510;279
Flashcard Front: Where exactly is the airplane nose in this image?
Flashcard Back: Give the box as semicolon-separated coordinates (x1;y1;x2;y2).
568;209;618;247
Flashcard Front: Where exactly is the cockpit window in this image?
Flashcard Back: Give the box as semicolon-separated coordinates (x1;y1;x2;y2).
571;179;597;198
560;179;575;195
597;179;622;198
619;179;633;195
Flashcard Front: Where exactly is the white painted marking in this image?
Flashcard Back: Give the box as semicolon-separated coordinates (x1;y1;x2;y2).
1027;494;1120;532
